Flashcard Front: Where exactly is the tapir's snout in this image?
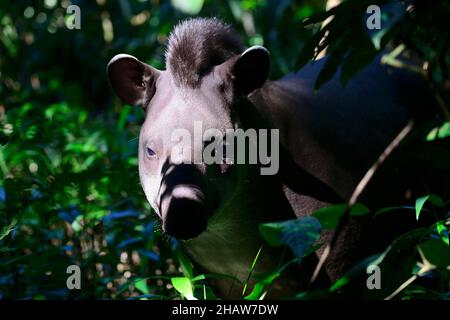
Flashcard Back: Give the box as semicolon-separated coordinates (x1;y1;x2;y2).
163;194;208;240
157;164;210;240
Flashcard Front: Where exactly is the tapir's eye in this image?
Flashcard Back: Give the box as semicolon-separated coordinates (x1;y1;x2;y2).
145;146;156;159
218;81;225;92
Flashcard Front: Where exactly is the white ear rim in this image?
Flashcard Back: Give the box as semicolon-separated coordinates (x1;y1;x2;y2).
241;45;270;57
107;54;140;71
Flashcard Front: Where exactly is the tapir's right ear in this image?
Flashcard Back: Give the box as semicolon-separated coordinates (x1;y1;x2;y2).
107;54;160;107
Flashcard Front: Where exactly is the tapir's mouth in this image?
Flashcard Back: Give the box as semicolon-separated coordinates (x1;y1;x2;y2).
160;185;209;240
163;198;207;240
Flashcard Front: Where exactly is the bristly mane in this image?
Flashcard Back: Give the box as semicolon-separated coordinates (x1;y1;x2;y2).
165;17;244;88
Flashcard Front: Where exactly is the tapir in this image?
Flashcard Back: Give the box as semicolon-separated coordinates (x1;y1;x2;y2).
107;18;437;298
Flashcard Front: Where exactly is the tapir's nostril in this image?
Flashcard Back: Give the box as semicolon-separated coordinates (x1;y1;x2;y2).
163;198;207;240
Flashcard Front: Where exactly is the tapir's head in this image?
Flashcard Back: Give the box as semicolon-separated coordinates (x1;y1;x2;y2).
107;18;270;240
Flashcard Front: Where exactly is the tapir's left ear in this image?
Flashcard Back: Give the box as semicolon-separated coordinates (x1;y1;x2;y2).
107;54;160;107
232;46;270;95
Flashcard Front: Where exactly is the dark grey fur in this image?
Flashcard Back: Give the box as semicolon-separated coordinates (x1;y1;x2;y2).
165;17;243;88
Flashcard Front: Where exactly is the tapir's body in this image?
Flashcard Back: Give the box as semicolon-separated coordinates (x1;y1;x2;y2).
180;56;423;297
107;18;435;298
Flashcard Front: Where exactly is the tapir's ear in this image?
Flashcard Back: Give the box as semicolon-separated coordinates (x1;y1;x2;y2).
231;46;270;95
107;54;160;107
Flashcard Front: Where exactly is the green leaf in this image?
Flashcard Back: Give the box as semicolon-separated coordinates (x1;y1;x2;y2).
0;217;19;241
134;278;150;295
428;195;445;207
190;274;206;282
295;5;315;20
242;247;262;297
259;216;321;263
313;203;369;229
436;221;449;246
244;271;280;300
415;194;444;220
426;122;450;141
259;224;283;247
415;196;429;220
329;276;350;293
350;203;371;216
190;272;242;285
313;204;347;229
418;238;450;268
71;216;83;233
171;277;196;300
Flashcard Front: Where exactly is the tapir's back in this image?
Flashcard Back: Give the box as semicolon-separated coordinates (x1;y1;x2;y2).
251;55;437;285
254;55;429;200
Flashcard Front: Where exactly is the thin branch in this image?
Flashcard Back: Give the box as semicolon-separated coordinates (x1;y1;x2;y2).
380;44;425;76
384;247;435;300
381;55;425;75
308;120;415;288
349;120;415;206
384;274;418;300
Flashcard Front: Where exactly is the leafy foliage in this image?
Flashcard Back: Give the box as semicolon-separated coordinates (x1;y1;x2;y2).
1;0;450;300
312;203;369;229
259;216;321;263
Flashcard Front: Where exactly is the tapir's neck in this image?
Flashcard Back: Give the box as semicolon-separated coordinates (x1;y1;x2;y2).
181;163;299;298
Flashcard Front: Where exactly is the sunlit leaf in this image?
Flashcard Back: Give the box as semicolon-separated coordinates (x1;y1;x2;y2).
171;277;196;300
134;278;150;295
244;271;280;300
0;217;19;241
426;122;450;141
415;194;444;220
436;221;449;246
